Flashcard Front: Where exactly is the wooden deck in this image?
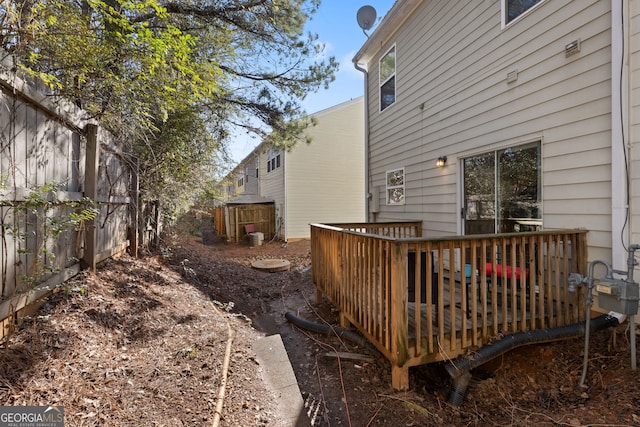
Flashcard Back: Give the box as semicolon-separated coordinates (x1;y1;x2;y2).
310;222;588;390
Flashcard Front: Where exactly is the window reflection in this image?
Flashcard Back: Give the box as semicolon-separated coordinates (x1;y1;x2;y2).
464;142;541;234
506;0;543;24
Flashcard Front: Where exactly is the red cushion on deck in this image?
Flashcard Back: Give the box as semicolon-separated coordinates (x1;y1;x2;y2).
485;263;528;280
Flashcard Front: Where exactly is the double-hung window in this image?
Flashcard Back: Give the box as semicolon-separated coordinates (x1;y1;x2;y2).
379;45;396;111
386;168;405;205
463;142;541;234
267;148;281;173
503;0;544;26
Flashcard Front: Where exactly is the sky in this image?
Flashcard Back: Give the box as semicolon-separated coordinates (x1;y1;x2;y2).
228;0;397;164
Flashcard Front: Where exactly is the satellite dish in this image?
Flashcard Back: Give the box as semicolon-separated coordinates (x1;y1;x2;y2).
357;5;377;37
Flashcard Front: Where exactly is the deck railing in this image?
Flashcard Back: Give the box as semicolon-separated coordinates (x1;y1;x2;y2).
310;222;588;390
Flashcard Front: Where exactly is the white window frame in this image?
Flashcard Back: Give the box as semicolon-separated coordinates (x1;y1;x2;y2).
462;141;542;235
501;0;545;28
379;45;396;112
386;167;405;205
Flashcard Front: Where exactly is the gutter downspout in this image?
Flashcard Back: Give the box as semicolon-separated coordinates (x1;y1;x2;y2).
354;61;371;222
282;149;286;242
611;0;629;269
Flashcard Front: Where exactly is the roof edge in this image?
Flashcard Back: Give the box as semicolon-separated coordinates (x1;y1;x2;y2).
353;0;424;67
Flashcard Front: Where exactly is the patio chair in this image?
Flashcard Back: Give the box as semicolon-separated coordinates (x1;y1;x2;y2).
244;224;255;242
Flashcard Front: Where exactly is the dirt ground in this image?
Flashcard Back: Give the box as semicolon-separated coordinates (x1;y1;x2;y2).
1;217;640;426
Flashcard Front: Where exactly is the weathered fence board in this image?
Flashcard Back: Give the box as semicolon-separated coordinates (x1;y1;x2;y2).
214;206;225;236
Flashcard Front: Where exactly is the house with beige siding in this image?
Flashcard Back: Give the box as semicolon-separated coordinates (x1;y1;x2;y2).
221;97;366;241
353;0;639;274
216;155;258;206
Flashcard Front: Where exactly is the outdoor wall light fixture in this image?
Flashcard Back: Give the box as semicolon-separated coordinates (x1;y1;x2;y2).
436;156;447;167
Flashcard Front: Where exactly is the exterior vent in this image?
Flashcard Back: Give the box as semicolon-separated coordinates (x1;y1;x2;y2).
506;70;518;83
565;39;581;57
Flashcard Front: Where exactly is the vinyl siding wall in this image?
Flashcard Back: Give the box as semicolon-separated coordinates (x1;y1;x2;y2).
257;148;285;238
243;158;258;195
364;0;614;260
235;172;245;195
284;98;366;240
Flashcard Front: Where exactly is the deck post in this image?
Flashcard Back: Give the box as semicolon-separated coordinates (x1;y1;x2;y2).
390;241;409;386
339;313;351;329
391;365;409;390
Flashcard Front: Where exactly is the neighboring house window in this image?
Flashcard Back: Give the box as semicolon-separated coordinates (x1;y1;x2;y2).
463;142;541;235
386;168;405;205
267;148;281;173
379;45;396;111
237;172;244;187
503;0;543;26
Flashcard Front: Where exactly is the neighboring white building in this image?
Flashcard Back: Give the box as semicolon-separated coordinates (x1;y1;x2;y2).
353;0;639;271
221;97;366;241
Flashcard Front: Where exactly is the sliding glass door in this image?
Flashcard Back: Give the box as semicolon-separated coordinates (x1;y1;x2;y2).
463;142;541;235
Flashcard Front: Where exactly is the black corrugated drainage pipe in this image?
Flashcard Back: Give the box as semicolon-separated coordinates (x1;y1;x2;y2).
446;314;621;406
284;311;377;353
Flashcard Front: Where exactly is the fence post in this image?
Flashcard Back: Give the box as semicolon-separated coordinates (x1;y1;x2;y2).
83;123;99;271
129;159;139;257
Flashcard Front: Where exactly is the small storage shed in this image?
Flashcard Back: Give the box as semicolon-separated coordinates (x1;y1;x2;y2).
225;195;276;243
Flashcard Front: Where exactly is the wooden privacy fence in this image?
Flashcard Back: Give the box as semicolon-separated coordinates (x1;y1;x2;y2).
226;204;275;243
0;56;133;339
213;206;226;236
311;222;588;390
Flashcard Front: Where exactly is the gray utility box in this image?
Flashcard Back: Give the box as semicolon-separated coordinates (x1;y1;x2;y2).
596;278;639;315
